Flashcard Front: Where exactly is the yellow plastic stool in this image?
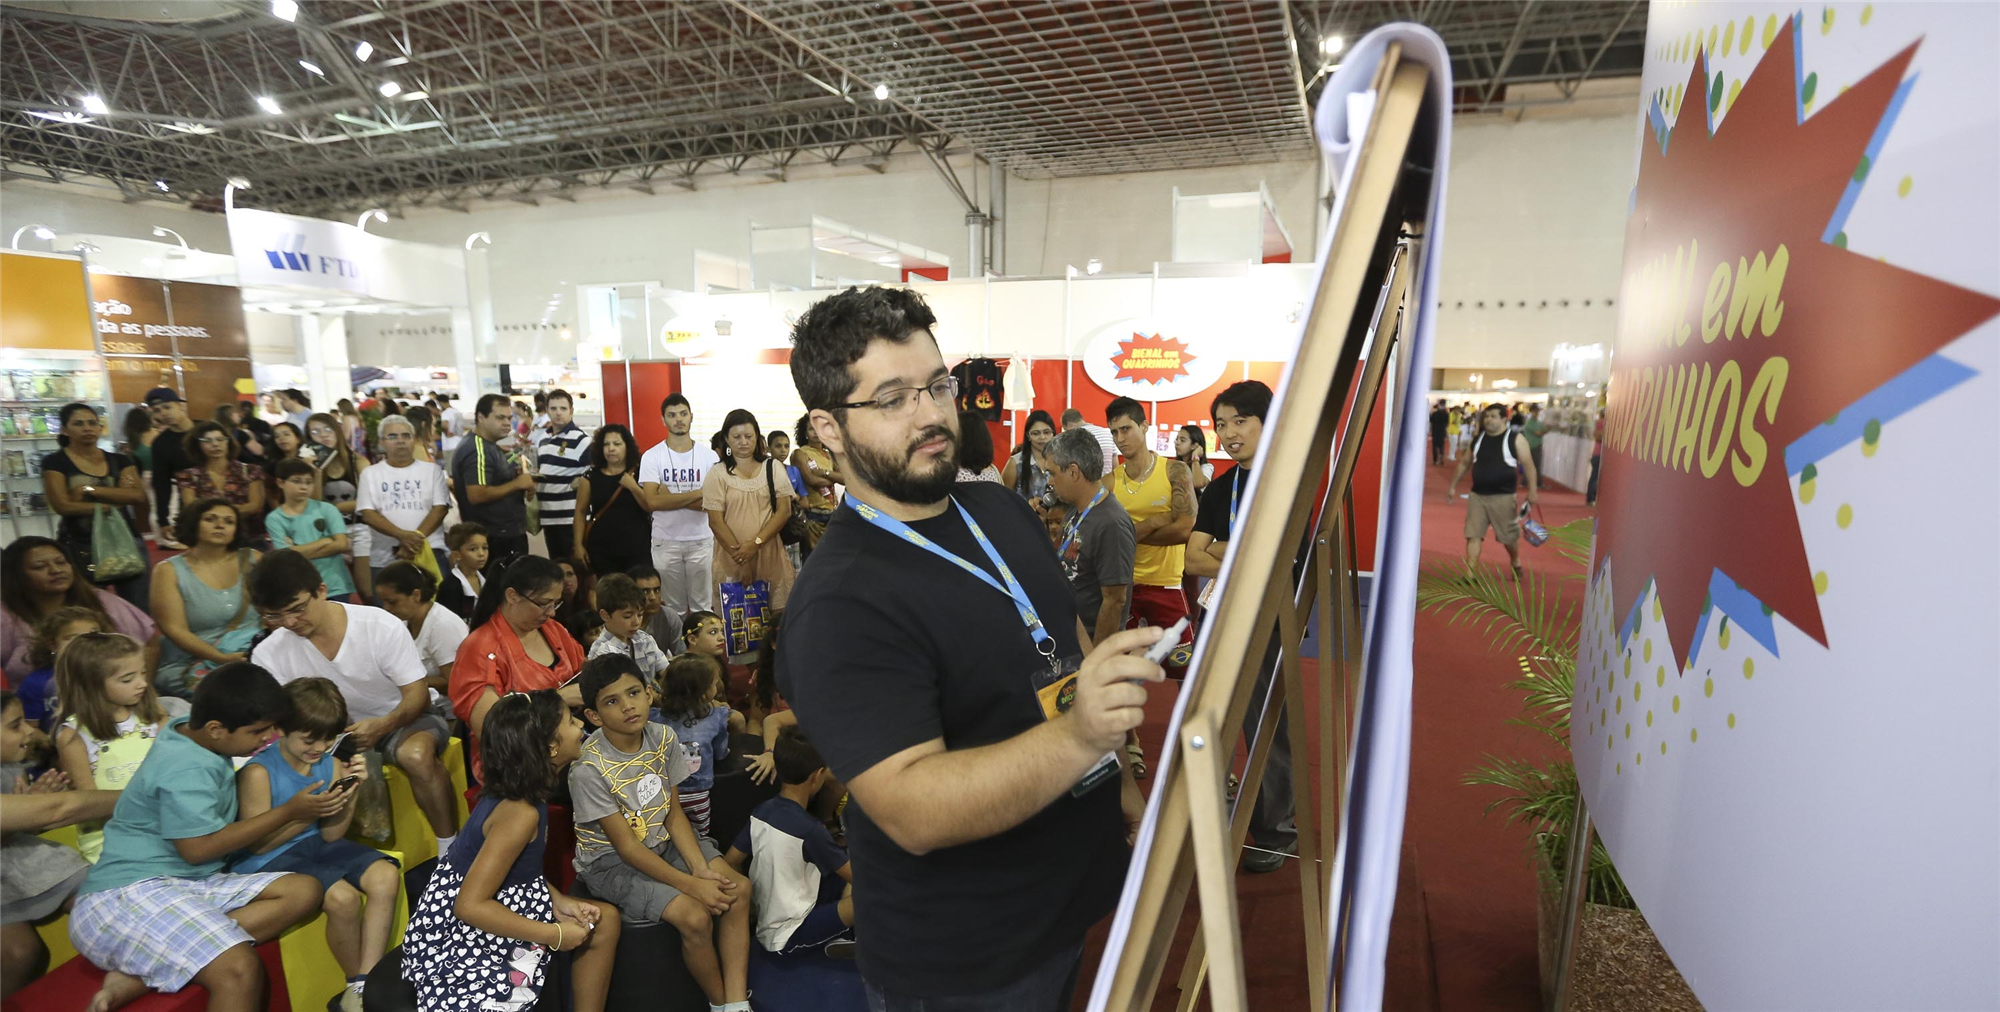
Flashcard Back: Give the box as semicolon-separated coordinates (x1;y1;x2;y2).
34;824;84;968
276;847;410;1011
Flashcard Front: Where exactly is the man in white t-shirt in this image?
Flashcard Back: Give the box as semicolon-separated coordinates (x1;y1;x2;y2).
356;414;452;585
248;550;461;849
437;393;464;454
638;392;719;615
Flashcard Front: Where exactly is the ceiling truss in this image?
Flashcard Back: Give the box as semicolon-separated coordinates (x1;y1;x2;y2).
0;0;1649;217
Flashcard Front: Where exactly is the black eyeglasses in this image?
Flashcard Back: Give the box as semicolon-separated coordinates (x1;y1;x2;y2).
837;375;958;416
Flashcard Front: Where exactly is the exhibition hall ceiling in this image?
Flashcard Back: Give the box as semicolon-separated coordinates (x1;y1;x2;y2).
0;0;1645;215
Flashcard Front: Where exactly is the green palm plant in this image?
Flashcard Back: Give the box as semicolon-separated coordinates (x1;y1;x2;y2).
1417;518;1633;908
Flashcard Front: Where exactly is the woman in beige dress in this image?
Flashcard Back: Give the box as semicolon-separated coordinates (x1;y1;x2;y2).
702;408;796;628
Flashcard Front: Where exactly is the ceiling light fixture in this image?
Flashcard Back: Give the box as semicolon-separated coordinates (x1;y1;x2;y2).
401;90;428;102
299;59;324;76
1320;35;1345;57
1085;258;1103;275
356;208;389;230
151;226;190;250
377;80;402;98
354;41;374;62
873;83;890;100
271;0;297;21
255;95;282;115
80;94;109;115
10;225;55;249
27;111;92;123
224;176;251;212
463;231;491;250
165;121;216;134
154;179;170;192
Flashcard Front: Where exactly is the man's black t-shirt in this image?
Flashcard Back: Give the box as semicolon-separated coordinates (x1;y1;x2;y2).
1469;431;1519;496
776;479;1127;996
150;427;189;527
1194;463;1309;589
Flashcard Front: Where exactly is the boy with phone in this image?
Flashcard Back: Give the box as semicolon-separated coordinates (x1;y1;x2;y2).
232;677;401;1012
65;663;341;1012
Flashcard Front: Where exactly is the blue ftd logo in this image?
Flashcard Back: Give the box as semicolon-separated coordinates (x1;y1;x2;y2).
263;233;361;279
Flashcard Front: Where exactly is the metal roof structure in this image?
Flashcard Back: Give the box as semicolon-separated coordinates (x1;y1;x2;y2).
0;0;1646;216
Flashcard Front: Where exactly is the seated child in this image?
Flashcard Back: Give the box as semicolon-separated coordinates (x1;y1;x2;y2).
680;609;746;732
18;605;106;729
584;574;670;682
435;522;489;618
724;726;853;955
571;655;752;1012
1;688;119;1000
654;655;732;840
265;458;356;602
51;632;190;861
65;662;345;1012
403;690;620;1012
232;677;399;1012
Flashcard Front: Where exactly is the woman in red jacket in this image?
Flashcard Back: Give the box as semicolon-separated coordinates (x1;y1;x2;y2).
449;555;585;776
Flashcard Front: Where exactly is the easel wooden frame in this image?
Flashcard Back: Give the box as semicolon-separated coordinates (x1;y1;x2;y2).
1096;44;1434;1012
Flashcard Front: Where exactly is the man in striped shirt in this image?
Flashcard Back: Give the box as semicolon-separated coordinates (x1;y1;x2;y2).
533;388;590;561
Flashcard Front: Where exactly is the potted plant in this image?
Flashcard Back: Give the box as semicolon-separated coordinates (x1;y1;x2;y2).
1418;522;1698;1011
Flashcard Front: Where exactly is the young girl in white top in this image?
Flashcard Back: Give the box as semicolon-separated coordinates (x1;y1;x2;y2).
51;632;187;861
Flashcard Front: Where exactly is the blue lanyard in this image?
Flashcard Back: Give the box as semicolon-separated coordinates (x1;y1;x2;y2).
1229;465;1249;531
1058;488;1107;558
846;495;1056;658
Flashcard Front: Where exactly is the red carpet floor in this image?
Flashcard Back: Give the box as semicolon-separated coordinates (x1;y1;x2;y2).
1075;458;1593;1010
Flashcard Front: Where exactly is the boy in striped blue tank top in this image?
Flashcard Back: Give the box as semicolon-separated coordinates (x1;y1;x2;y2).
233;677;400;1012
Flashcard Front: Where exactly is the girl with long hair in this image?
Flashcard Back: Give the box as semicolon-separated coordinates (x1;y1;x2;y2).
401;690;620;1012
1174;423;1213;492
51;632;185;860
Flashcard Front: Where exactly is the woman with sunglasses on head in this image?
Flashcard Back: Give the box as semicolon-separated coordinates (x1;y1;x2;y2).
449;556;586;781
304;411;373;604
173;420;267;548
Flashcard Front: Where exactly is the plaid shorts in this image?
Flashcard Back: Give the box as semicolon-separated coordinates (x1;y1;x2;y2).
69;873;291;991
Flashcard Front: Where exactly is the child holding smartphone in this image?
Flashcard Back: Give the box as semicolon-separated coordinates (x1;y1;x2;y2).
232;677;400;1012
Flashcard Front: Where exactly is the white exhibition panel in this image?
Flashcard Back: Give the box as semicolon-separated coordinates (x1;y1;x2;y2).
693;270;1318;366
1577;3;2000;1010
226;207;470;308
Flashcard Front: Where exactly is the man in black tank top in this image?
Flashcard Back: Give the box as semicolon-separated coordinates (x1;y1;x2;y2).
1446;404;1539;577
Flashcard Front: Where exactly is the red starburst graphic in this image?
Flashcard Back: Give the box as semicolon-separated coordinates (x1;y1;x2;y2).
1596;16;2000;662
1113;332;1197;384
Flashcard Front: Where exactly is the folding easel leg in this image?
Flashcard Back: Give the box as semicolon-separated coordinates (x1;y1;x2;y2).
1180;713;1249;1012
1176;635;1295;1009
1279;592;1330;1009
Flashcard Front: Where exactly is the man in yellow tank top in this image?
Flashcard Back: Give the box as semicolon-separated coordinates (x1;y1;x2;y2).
1103;398;1196;676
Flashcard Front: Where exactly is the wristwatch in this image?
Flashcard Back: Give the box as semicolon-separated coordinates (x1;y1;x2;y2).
753;535;765;547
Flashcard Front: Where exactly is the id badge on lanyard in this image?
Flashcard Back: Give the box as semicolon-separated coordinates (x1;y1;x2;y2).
1025;654;1120;797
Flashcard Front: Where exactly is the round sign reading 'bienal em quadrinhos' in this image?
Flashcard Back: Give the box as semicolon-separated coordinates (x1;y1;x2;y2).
1076;318;1230;402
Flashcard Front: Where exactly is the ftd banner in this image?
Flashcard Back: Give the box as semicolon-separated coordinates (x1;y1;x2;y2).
226;207;470;307
1577;4;2000;1009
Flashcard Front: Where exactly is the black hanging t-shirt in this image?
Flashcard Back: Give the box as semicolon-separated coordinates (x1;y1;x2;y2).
776;479;1126;996
949;358;1003;420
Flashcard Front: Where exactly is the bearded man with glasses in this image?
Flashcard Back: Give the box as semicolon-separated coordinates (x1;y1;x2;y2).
775;286;1162;1012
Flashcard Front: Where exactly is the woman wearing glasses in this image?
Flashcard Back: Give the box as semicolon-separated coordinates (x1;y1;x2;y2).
174;420;268;547
701;408;796;649
448;555;585;779
149;498;259;697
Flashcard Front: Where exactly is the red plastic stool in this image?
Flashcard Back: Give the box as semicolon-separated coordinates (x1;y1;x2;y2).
2;941;291;1012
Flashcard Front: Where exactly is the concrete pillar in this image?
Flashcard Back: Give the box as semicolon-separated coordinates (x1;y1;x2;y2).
459;247;496;405
298;313;351;411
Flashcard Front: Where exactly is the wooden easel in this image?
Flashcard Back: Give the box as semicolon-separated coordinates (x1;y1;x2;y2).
1096;43;1433;1012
